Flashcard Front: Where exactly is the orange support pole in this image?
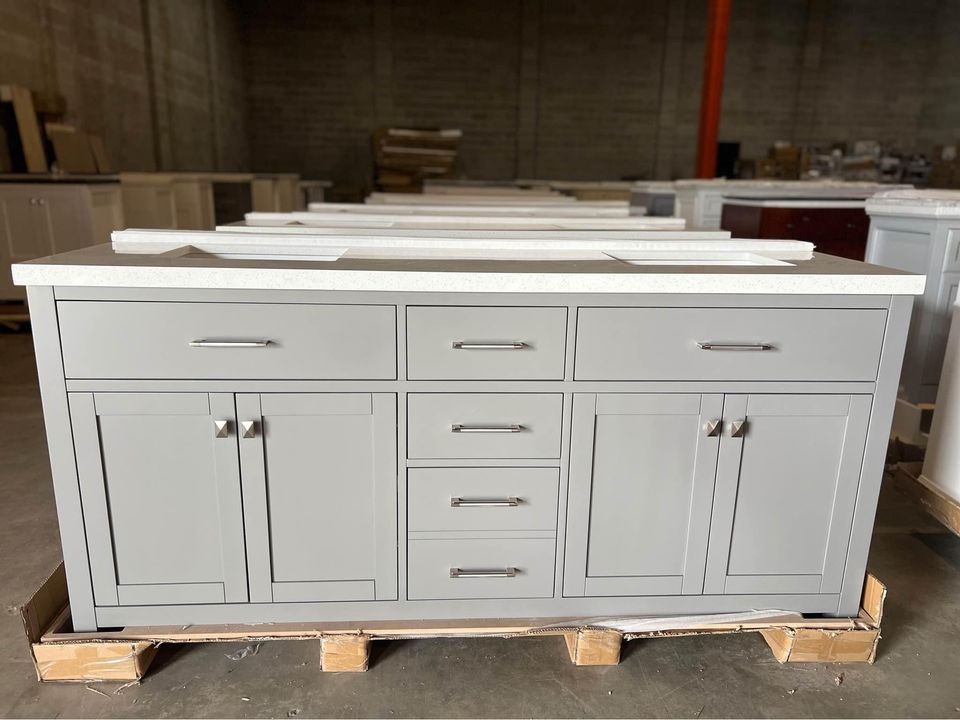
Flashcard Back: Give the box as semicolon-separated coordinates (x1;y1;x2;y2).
695;0;732;178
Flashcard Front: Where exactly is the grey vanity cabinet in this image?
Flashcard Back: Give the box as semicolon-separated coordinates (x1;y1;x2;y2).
238;393;398;603
69;392;248;606
563;393;724;597
704;394;871;595
565;392;872;599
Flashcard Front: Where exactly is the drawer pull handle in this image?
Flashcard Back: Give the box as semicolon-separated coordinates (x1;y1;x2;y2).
449;567;517;579
240;420;258;439
452;341;528;350
729;419;747;438
696;342;774;351
189;340;271;348
213;419;231;438
451;424;524;433
450;497;521;508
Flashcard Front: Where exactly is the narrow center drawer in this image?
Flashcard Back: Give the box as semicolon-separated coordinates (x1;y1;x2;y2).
408;467;560;532
575;307;887;381
406;306;567;380
408;538;556;600
407;393;563;459
57;301;397;379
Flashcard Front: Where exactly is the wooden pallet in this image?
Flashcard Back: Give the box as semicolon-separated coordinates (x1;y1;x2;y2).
896;461;960;536
21;564;886;682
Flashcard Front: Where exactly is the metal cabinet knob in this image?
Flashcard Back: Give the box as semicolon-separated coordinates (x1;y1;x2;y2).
729;419;747;438
704;418;721;437
240;420;257;439
213;419;230;438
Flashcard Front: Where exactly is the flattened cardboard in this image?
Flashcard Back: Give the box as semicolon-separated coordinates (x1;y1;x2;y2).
22;563;887;680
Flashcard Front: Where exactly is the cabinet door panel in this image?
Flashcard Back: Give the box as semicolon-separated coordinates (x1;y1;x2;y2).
42;189;93;252
705;394;871;595
239;393;397;602
70;392;247;606
564;393;722;597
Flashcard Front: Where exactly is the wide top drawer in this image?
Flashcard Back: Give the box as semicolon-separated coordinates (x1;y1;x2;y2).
57;301;397;379
575;307;887;381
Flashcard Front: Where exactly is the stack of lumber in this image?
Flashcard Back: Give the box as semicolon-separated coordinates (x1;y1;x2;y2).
373;128;461;192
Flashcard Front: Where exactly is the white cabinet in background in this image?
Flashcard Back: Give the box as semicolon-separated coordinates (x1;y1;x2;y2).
866;190;960;403
0;181;123;300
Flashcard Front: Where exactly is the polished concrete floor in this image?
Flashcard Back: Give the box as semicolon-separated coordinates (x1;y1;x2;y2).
1;329;959;719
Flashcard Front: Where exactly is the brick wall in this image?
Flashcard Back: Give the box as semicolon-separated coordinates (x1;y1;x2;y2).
243;0;960;185
0;0;247;171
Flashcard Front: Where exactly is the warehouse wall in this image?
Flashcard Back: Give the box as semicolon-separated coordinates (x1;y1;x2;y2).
243;0;960;186
0;0;248;171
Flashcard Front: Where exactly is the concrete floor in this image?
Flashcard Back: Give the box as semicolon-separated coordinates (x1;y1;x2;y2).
1;329;959;719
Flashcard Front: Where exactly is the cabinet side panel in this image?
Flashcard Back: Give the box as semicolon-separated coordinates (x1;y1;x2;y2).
25;286;97;630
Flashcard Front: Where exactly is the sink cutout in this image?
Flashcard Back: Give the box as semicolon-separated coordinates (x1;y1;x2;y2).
608;251;794;267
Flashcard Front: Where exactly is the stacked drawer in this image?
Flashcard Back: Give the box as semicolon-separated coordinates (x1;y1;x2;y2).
405;306;567;600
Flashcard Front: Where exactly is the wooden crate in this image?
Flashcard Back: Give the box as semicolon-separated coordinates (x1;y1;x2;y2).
895;461;960;537
21;564;886;682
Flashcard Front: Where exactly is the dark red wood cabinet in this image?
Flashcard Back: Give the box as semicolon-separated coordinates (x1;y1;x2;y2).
720;199;871;260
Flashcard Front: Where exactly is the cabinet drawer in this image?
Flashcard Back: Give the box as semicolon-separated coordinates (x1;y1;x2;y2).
406;306;567;380
575;307;886;381
57;301;397;379
408;538;555;599
408;467;559;532
407;393;563;459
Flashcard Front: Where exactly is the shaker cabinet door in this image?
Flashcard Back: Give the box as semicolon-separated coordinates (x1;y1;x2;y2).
239;393;397;603
69;392;248;606
564;393;723;597
704;394;871;595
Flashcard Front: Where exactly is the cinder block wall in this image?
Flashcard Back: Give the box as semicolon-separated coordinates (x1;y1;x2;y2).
243;0;960;185
0;0;248;171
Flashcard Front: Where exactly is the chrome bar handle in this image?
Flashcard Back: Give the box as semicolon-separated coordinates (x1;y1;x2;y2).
704;419;721;437
189;340;271;348
451;424;524;433
452;341;528;350
697;342;774;351
450;497;521;508
240;420;258;439
729;419;747;438
213;419;231;438
449;567;517;579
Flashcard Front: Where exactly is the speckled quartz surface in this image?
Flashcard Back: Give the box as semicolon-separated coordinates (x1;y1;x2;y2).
12;229;925;295
867;189;960;218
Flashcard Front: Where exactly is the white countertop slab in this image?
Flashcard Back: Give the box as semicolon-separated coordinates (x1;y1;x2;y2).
307;202;630;216
866;189;960;218
215;224;730;240
244;212;684;230
12;230;924;295
722;197;867;209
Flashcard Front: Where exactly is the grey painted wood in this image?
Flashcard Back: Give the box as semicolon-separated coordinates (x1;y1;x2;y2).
704;394;871;596
575;307;887;381
564;393;722;598
406;306;567;380
239;393;397;603
408;538;556;599
407;393;563;459
70;391;247;606
838;295;914;614
57;301;397;380
25;286;97;630
407;467;559;532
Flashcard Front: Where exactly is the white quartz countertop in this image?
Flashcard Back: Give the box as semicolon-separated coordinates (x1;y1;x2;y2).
243;211;683;229
866;189;960;218
11;230;925;295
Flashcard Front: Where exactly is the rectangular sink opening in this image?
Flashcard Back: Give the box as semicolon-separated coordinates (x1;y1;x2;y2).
608;251;794;267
